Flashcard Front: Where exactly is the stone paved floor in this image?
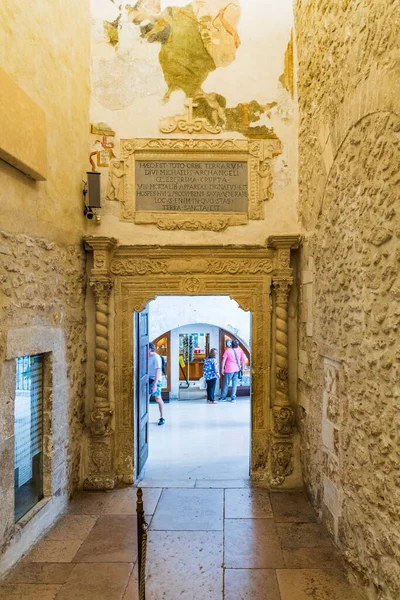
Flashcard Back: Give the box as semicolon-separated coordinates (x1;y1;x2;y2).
0;487;365;599
142;398;251;484
0;401;365;599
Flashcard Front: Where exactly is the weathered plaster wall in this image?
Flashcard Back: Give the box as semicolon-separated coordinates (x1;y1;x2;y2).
0;0;90;570
295;1;400;599
89;0;299;243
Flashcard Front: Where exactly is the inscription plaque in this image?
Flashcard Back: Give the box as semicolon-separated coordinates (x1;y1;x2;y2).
135;160;248;212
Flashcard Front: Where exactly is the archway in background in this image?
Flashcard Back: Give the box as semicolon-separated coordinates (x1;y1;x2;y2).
141;301;253;482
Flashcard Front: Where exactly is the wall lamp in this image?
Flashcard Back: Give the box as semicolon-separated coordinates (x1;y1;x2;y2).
83;172;101;223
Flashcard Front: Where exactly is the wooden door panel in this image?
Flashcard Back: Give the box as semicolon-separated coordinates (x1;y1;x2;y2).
135;305;149;478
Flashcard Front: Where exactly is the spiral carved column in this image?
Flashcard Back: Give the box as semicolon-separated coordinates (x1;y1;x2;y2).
83;236;118;491
271;277;295;486
91;278;113;434
275;283;290;408
84;277;115;490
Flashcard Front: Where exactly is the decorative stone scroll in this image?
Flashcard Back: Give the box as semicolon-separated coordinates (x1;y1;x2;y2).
114;138;282;230
83;236;300;489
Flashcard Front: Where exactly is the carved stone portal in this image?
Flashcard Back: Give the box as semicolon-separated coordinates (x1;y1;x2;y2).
84;236;300;489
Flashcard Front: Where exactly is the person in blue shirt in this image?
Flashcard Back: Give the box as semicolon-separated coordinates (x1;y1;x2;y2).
203;348;220;404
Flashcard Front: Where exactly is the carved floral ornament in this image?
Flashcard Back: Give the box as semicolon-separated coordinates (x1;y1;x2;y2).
114;138;283;230
110;257;274;276
273;278;293;303
90;407;113;437
273;406;295;436
90;277;113;304
271;442;294;486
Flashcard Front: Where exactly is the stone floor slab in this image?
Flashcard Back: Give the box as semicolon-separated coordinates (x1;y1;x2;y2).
224;519;285;569
277;522;333;549
145;530;223;600
224;569;281;600
225;488;273;519
283;546;343;569
26;540;83;563
73;515;137;563
277;569;365;600
138;479;196;488
0;584;61;599
55;562;133;600
4;562;75;584
151;488;223;531
68;491;112;515
45;515;98;541
104;487;162;515
143;400;250;482
195;480;250;488
270;492;317;523
121;565;138;600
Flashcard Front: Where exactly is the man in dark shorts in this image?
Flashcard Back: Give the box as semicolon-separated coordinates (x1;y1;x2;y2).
148;342;165;425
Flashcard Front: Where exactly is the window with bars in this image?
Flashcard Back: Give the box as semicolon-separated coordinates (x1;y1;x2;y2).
14;355;44;521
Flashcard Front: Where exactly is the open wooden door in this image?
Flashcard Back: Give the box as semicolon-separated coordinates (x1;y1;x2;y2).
135;305;149;478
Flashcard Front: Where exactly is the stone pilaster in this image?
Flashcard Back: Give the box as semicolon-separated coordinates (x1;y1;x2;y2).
268;235;300;487
83;237;117;490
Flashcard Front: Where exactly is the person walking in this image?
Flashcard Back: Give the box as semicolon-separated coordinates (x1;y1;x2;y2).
220;339;245;403
148;342;165;425
203;348;220;404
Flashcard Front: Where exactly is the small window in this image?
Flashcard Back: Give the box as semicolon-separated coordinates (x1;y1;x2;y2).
14;355;44;521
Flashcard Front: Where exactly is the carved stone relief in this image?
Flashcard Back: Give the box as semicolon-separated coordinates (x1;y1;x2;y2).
113;138;282;229
271;442;294;486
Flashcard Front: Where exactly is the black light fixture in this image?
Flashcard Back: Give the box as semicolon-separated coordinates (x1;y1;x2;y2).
83;172;101;221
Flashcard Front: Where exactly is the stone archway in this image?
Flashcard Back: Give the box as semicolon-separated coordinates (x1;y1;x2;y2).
83;236;301;490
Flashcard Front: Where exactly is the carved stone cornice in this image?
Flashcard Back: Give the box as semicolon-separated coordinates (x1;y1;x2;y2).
267;235;302;249
121;138;249;157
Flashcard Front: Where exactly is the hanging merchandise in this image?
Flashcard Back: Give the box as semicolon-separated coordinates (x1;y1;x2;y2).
181;334;190;362
180;333;195;362
188;334;194;362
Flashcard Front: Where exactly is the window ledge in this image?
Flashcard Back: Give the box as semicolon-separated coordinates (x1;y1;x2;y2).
15;497;52;530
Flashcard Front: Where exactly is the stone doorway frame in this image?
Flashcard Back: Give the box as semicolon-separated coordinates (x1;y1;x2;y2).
83;236;300;490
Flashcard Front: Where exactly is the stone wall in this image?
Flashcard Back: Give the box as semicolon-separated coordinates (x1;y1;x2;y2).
295;1;400;599
0;0;90;572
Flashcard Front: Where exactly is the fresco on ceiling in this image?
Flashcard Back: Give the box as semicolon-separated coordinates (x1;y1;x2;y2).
101;0;285;139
